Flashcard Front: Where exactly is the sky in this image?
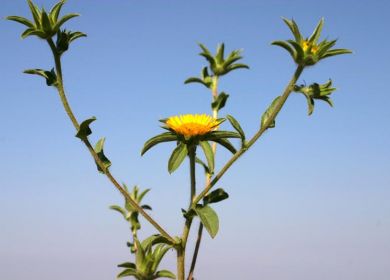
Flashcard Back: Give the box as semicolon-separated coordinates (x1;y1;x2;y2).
1;0;389;279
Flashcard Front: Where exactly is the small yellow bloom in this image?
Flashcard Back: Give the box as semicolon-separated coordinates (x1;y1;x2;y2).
165;114;221;137
302;40;318;54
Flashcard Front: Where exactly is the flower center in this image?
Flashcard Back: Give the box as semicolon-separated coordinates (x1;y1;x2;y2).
302;40;318;54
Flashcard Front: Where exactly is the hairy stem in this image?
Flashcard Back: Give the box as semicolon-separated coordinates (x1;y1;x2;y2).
46;38;175;244
192;65;304;207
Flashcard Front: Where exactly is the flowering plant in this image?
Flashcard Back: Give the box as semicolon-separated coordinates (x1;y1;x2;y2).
7;1;351;279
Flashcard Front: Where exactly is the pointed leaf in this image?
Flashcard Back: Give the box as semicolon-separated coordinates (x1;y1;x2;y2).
117;268;138;278
94;137;111;173
141;132;177;155
194;204;219;238
271;40;296;60
53;13;80;32
216;43;225;64
211;92;229;111
206;130;241;140
6;16;35;28
109;205;127;220
226;115;245;141
321;48;352;59
203;188;229;204
168;143;187;174
155;270;176;279
199;141;214;174
261;96;280;129
211;138;237;154
195;157;211;174
41;9;52;34
75;116;96;140
27;0;42;27
282;17;302;42
49;0;65;22
24;68;57;86
309;18;324;44
117;262;136;269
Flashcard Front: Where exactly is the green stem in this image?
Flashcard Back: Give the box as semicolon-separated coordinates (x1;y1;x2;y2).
177;146;197;280
187;75;219;280
192;65;304;207
46;38;175;244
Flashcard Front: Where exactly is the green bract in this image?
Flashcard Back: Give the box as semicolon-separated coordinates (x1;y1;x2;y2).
294;80;337;115
272;18;352;66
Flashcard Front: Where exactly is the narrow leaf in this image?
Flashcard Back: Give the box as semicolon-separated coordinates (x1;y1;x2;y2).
271;40;296;60
53;13;80;32
27;0;42;27
109;205;127;220
6;16;35;28
155;270;176;279
94;137;111;173
194;204;219;238
49;0;65;22
199;141;214;174
211;138;237;154
195;157;211;174
321;48;352;59
211;92;229;111
204;188;229;204
117;262;136;269
117;268;138;278
141;132;177;155
226;115;245;141
309;18;324;44
168;143;187;174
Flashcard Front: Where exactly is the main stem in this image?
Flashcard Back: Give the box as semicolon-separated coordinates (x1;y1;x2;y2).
193;64;304;207
177;147;197;280
46;39;175;244
187;75;219;280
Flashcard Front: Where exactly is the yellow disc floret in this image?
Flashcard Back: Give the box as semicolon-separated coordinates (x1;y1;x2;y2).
302;40;318;54
165;114;221;137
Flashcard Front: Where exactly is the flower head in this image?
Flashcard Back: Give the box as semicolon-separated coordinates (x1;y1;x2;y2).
164;114;222;138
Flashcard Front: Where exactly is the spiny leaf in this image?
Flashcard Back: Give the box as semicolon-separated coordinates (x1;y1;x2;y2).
75;116;96;140
168;143;187;173
194;204;219;238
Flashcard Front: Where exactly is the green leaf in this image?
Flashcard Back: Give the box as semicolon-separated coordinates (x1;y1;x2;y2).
117;262;136;269
216;43;225;64
6;16;35;28
203;188;229;204
287;40;304;63
309;18;324;44
226;115;245;141
321;48;352;59
141;234;174;252
155;270;176;279
211;138;237;154
282;17;302;42
24;68;58;86
206;130;241;140
199;141;214;174
184;77;206;85
211;92;229;111
117;268;138;278
75;116;96;140
141;132;177;155
109;205;127;220
94;137;111;173
49;0;65;22
27;0;42;27
225;63;249;74
53;13;80;32
306;95;315;115
168;143;188;174
271;40;296;60
195;157;211;174
261;96;280;129
194;204;219;238
40;8;52;34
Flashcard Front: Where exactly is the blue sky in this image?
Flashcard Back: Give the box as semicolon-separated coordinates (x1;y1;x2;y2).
1;0;389;279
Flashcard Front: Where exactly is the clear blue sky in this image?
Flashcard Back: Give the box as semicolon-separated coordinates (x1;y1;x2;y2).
1;0;389;279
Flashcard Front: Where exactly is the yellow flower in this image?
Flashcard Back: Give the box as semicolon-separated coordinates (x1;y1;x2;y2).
301;40;318;54
165;114;221;137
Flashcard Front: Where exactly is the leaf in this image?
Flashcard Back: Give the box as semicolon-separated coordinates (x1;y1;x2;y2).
155;270;176;279
287;40;304;63
141;235;174;252
40;8;52;34
226;115;245;141
261;96;280;129
211;92;229;111
195;157;211;174
211;138;237;154
27;0;42;27
53;13;80;32
6;16;35;28
94;137;111;173
282;17;302;42
194;204;219;238
117;268;138;278
168;143;187;174
109;205;127;220
309;18;324;44
321;48;352;59
206;130;241;140
225;63;249;74
203;188;229;204
305;95;315;115
75;116;96;140
117;262;136;269
216;43;225;64
271;40;296;60
141;204;152;210
184;77;206;85
49;0;65;22
199;141;214;174
24;68;57;86
141;132;177;155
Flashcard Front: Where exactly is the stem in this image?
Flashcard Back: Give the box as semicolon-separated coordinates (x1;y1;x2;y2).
46;38;175;244
177;146;197;280
187;75;219;280
192;65;304;207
